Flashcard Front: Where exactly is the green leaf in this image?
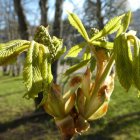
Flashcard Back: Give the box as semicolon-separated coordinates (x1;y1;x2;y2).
40;47;53;103
23;41;34;92
23;41;43;98
68;12;89;41
0;40;29;65
65;42;87;58
83;47;91;60
90;14;124;41
55;46;66;60
64;59;90;76
90;40;114;49
114;35;133;90
117;11;132;36
90;57;96;72
132;36;140;90
52;36;65;61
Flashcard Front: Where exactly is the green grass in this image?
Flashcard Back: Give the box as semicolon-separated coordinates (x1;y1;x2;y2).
0;74;34;122
0;73;140;140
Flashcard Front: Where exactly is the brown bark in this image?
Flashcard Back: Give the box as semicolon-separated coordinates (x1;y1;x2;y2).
96;0;104;29
39;0;48;26
52;0;63;83
13;0;29;40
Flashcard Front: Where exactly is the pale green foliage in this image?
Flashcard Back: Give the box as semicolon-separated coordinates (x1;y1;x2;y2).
64;59;90;75
114;35;133;90
65;42;87;58
34;26;65;62
51;36;66;61
132;36;140;90
0;40;29;65
90;40;114;50
114;32;140;91
117;11;131;36
68;12;89;41
90;14;125;41
23;41;34;91
0;27;65;100
83;47;91;60
0;11;140;135
65;11;140;93
90;57;96;72
23;41;43;98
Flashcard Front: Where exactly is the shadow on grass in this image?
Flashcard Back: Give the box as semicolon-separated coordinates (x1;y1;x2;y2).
0;76;22;83
0;111;140;140
0;112;52;133
77;111;140;140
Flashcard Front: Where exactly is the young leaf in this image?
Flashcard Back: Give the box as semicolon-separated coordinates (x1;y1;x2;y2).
90;40;114;49
90;57;96;72
23;41;34;91
132;37;140;90
90;14;124;41
68;12;89;41
55;46;66;60
83;47;91;60
0;40;29;65
41;47;53;93
51;36;65;61
65;42;87;58
117;11;131;37
64;59;90;76
114;35;133;90
23;41;43;98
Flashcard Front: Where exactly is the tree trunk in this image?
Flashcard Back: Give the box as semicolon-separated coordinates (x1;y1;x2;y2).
52;0;63;83
13;0;29;40
96;0;104;29
13;0;29;76
39;0;48;26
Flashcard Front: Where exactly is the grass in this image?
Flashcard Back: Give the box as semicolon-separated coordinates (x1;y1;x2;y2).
0;72;140;140
0;73;34;122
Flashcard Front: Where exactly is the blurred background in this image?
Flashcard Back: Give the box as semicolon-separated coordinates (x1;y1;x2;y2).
0;0;140;139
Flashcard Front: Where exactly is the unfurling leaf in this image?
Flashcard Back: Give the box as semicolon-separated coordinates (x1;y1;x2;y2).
85;86;106;119
23;41;43;98
64;59;90;76
132;36;140;90
51;36;65;61
83;47;91;60
76;88;86;116
81;68;91;99
65;42;87;58
90;56;96;72
90;14;124;41
68;12;89;41
114;35;133;90
0;40;29;65
90;40;114;49
34;26;64;62
88;102;108;120
117;11;132;36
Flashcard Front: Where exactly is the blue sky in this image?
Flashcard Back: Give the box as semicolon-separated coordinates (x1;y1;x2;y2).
24;0;85;25
24;0;140;26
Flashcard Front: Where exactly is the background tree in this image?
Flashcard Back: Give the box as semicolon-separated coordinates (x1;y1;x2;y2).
83;0;129;29
13;0;29;40
39;0;48;26
52;0;63;83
